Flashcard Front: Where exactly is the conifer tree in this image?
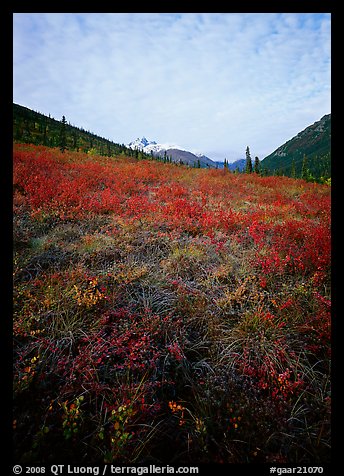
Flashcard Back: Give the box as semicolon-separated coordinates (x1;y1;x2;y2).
245;146;253;173
301;154;309;180
59;115;67;153
42;117;48;146
254;156;260;174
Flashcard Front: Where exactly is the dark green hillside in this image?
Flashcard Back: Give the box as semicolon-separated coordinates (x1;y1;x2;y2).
261;114;331;182
13;103;145;158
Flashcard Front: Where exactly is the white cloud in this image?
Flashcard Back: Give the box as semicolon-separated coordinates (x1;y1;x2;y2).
13;12;331;160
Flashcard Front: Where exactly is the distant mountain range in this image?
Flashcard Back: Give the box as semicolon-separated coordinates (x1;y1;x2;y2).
128;137;217;168
261;114;331;179
128;137;248;170
225;158;246;172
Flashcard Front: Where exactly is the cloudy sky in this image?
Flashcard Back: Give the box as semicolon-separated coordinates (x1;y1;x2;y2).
13;13;331;162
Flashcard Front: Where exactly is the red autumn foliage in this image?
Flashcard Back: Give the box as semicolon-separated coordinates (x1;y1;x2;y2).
13;144;331;464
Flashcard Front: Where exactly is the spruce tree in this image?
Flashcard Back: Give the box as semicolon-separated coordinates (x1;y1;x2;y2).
301;154;308;180
245;146;253;174
42;118;47;146
59;115;67;153
254;156;260;174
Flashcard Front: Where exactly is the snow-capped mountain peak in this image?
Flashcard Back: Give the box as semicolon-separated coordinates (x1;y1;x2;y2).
127;136;217;168
128;137;184;153
128;137;157;149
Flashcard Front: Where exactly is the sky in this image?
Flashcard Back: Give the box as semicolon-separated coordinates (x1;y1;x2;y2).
13;13;331;162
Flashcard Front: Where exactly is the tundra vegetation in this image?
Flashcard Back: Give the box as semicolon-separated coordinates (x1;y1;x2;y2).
13;143;331;464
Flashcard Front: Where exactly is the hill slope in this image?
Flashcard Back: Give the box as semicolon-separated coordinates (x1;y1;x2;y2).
261;114;331;180
13;103;142;158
